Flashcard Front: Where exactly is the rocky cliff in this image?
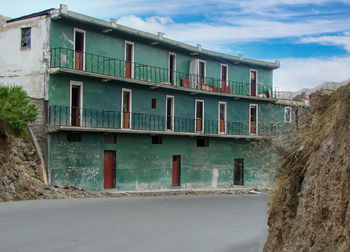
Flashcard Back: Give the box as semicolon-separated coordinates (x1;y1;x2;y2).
0;128;111;201
264;83;350;251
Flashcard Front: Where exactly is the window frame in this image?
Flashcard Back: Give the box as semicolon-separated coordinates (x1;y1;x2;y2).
124;40;135;78
249;104;259;135
284;107;292;123
220;64;228;85
218;101;227;134
20;27;31;49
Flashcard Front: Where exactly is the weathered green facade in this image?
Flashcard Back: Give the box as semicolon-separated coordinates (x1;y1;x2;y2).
45;8;294;191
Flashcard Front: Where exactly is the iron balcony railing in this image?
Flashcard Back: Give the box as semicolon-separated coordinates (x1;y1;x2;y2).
50;47;277;98
49;106;283;137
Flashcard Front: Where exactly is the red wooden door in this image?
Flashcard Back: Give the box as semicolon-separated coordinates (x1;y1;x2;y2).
103;151;115;189
125;43;133;78
196;118;202;132
172;155;180;186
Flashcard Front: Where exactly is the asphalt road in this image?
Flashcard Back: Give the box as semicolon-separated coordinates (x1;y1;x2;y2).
0;194;269;252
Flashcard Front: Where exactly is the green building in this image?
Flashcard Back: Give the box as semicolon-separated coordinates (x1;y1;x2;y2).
0;5;297;191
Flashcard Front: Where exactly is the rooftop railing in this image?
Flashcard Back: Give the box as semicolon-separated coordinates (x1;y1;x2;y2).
49;106;284;137
50;48;277;98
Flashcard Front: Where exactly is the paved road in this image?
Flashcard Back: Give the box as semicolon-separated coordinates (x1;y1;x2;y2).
0;194;269;252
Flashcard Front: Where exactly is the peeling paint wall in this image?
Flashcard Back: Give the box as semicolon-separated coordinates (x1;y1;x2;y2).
49;132;274;191
0;16;51;100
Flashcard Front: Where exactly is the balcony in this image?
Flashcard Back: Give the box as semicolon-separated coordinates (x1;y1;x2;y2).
50;48;276;99
48;106;284;138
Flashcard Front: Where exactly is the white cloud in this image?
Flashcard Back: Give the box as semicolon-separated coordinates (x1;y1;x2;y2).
274;56;350;91
93;0;116;7
300;35;350;52
116;14;350;48
117;15;173;34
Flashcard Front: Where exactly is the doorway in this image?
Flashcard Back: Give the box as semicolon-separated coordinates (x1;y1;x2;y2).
74;29;85;70
70;83;82;126
172;155;181;186
199;61;205;87
103;151;115;189
169;53;176;85
250;70;257;96
125;42;134;78
195;100;204;132
122;89;131;129
250;104;258;135
219;102;226;134
166;96;174;131
234;159;244;185
221;64;228;87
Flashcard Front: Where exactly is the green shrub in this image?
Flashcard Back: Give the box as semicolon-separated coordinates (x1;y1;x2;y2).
0;86;37;136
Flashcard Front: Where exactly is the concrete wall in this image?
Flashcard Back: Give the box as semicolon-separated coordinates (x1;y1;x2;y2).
0;16;51;100
49;132;274;191
50;20;273;88
49;74;289;129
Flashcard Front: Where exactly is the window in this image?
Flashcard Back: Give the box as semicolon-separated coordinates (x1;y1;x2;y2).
284;107;292;122
67;132;82;142
152;98;157;109
21;27;31;49
197;138;209;147
104;133;117;144
152;136;162;144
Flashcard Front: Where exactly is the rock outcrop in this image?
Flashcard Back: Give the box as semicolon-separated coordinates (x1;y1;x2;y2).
0;128;112;201
264;83;350;251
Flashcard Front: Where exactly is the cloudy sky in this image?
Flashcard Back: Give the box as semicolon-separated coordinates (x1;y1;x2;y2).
2;0;350;91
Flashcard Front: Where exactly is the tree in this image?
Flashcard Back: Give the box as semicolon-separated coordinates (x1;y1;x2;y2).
0;86;37;136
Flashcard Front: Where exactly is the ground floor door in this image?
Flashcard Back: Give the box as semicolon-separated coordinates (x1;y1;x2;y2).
234;159;244;185
172;155;181;186
103;151;115;189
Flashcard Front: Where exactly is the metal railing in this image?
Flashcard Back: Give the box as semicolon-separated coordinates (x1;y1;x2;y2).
50;47;276;98
49;106;283;136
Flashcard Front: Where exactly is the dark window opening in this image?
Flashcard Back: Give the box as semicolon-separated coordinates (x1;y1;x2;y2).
104;133;117;144
71;85;81;126
67;132;82;142
234;159;244;185
152;135;162;144
197;138;209;147
75;31;84;52
221;65;227;85
21;27;31;49
152;98;157;109
285;107;291;122
250;105;257;134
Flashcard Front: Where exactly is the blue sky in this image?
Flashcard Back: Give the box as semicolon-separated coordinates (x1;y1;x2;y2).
1;0;350;91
